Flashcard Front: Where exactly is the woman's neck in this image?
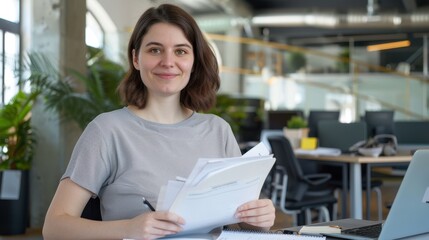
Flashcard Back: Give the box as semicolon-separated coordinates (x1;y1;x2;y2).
128;102;193;124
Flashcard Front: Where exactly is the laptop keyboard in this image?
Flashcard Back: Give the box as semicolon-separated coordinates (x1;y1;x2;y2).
343;224;382;238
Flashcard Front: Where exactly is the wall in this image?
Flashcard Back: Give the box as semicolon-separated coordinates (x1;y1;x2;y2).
24;0;87;228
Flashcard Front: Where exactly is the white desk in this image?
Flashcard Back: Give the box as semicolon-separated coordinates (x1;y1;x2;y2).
296;154;412;219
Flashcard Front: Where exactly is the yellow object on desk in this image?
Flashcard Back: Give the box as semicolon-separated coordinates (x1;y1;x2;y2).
300;137;318;149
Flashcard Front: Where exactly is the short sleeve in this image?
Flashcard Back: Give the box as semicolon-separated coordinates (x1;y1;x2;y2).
62;120;112;196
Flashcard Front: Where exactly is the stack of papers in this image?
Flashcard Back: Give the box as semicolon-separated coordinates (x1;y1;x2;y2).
156;142;276;235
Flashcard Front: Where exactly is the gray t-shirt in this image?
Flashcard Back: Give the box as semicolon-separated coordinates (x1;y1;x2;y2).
62;107;241;220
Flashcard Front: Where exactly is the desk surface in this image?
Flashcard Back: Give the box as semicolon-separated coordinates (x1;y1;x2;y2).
282;218;429;240
297;154;412;164
295;153;412;219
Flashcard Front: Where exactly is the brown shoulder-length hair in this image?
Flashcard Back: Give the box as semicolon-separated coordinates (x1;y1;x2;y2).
118;4;220;112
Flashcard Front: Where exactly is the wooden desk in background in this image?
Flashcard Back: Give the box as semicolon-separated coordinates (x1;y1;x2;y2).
296;154;412;220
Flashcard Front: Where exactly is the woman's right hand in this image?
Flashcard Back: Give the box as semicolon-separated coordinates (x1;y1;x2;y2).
126;211;185;240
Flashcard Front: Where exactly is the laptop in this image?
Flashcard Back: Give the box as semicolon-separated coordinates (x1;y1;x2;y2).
283;149;429;239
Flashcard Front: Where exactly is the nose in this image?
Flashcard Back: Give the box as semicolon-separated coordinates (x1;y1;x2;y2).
160;52;174;68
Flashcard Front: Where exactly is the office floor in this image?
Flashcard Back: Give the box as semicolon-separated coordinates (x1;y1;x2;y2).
0;176;402;240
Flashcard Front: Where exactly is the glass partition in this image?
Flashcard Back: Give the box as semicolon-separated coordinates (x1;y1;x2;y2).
207;34;429;122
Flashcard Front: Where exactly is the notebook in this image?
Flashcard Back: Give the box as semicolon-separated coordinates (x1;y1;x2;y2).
217;229;325;239
155;229;326;239
284;149;429;239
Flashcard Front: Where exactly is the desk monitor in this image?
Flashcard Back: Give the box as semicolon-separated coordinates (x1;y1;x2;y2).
317;121;367;153
308;110;340;138
364;110;394;138
394;121;429;144
266;110;304;129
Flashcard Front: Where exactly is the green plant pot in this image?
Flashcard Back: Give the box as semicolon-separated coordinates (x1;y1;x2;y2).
0;170;29;235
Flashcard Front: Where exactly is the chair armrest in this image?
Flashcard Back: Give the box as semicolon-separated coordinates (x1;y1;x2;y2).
303;173;331;186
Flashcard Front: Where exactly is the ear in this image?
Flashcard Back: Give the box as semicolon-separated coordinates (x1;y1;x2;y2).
132;49;140;70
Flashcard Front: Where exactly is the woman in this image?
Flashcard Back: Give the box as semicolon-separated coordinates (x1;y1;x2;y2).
43;4;275;240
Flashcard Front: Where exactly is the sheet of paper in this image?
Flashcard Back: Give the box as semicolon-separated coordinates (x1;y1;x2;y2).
125;233;215;240
0;170;21;200
170;156;275;234
242;142;270;157
156;180;185;211
159;142;275;235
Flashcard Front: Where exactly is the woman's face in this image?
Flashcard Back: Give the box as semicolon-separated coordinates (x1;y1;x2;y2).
132;22;194;99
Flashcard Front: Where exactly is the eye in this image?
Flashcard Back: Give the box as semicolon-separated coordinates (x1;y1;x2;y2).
148;48;161;55
175;49;187;56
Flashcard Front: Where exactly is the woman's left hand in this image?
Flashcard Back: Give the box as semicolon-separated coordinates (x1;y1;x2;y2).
235;199;276;230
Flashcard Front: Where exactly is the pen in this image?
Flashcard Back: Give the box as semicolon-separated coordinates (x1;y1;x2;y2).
329;225;342;230
142;197;155;211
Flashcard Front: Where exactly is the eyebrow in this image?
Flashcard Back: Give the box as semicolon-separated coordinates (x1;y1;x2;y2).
145;41;193;49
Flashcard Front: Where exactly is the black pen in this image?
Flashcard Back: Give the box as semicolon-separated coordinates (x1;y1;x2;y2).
142;197;155;211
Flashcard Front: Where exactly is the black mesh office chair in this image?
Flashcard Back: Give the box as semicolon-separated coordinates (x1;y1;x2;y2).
268;135;337;226
81;197;102;221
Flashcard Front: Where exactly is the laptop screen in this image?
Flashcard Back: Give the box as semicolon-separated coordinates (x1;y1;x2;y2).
378;149;429;239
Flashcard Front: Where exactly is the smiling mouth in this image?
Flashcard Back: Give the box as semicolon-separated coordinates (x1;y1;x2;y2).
155;73;178;79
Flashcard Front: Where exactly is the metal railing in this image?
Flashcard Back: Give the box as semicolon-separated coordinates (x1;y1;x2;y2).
206;33;429;121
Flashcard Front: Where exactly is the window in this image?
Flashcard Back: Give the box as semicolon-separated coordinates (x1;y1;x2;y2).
86;11;104;48
3;32;20;103
0;0;20;23
0;0;20;105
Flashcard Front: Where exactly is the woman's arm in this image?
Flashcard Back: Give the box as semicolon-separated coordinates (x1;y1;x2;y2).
43;179;185;240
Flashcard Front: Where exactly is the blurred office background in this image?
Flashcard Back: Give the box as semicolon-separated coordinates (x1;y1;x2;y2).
1;0;429;234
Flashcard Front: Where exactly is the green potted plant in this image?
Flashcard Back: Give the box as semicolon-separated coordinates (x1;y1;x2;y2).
286;115;308;129
205;94;247;138
336;48;350;73
0;90;39;235
283;116;309;149
288;51;307;73
25;47;125;129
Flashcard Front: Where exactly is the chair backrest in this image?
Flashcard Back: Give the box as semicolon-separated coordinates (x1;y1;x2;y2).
317;121;367;153
308;110;340;137
268;136;311;202
268;135;304;181
260;129;284;153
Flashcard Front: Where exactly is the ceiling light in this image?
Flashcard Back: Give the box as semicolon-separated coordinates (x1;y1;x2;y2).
367;40;410;51
252;14;338;27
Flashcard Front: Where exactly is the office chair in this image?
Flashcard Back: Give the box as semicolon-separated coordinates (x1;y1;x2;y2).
317;121;383;220
81;197;102;221
268;135;337;226
259;129;285;197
